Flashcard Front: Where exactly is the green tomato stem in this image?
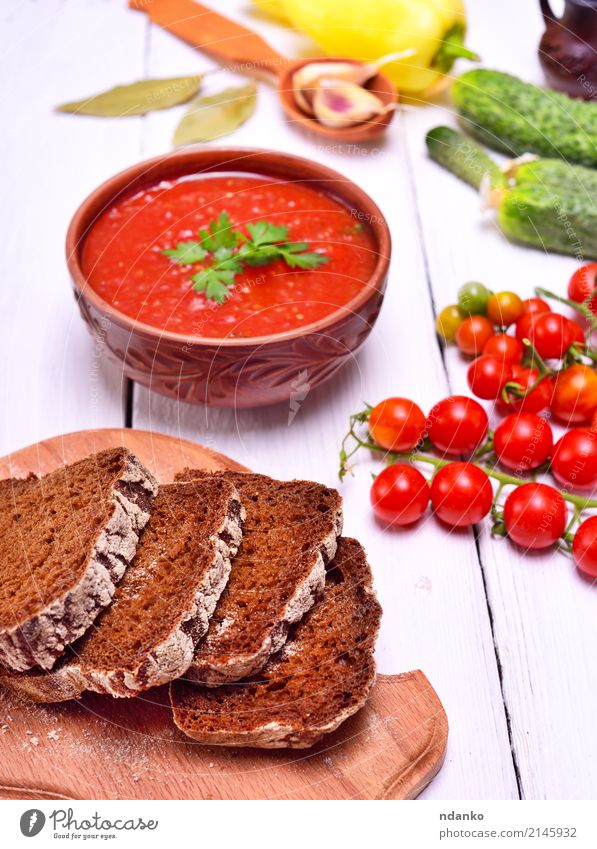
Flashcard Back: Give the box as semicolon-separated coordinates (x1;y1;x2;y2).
535;286;597;329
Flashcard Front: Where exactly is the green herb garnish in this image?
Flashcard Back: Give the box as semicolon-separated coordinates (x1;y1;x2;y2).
162;211;329;303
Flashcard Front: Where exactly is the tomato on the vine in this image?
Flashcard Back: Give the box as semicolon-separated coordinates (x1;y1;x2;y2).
521;297;551;316
368;398;426;453
430;462;493;527
493;413;553;471
503;483;567;550
483;333;523;364
455;315;494;356
370;464;430;526
528;312;572;359
552;365;597;424
486;291;524;327
436;304;464;342
551;428;597;490
515;312;537;344
426;396;489;455
573;516;597;578
467;356;514;400
566;318;585;347
498;366;554;414
568;262;597;315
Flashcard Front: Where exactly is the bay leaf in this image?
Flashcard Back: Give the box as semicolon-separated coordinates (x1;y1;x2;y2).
173;83;257;146
56;75;203;117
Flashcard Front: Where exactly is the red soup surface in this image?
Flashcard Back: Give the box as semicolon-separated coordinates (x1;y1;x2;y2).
82;174;379;338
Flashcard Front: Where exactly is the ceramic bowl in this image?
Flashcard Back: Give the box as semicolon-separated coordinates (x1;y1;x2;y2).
66;148;391;408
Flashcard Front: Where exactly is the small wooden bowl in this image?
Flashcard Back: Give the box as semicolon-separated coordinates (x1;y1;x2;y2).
66;148;391;408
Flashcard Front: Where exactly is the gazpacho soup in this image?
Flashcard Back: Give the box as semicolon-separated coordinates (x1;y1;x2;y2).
82;173;379;339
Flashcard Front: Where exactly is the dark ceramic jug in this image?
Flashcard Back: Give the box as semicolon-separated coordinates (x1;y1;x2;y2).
539;0;597;98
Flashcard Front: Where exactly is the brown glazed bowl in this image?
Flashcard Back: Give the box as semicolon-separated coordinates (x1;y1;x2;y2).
66;148;391;408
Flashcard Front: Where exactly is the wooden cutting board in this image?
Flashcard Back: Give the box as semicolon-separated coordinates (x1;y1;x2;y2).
0;429;448;800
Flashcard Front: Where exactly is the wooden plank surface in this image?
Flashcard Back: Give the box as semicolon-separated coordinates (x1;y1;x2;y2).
1;0;595;800
0;429;447;801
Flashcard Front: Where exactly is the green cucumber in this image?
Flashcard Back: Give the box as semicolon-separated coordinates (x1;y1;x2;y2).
500;184;595;257
425;126;508;191
452;69;597;169
425;126;597;258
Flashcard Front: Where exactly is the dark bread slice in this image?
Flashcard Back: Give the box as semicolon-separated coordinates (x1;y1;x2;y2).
0;448;157;672
1;479;244;701
170;537;382;748
174;470;343;685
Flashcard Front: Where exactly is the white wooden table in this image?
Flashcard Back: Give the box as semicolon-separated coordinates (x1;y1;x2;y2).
1;0;594;800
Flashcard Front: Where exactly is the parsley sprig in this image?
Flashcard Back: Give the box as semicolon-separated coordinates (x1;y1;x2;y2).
162;211;329;303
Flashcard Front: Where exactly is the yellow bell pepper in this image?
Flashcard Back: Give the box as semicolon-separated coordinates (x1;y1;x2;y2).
279;0;478;96
250;0;290;24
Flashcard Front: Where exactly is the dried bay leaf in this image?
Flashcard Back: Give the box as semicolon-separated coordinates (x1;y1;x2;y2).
173;83;257;146
56;76;203;117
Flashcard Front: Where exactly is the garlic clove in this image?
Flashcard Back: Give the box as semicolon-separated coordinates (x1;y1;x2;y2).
292;61;369;92
311;79;392;128
292;50;414;92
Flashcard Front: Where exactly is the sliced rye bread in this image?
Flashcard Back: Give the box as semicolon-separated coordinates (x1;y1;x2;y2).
1;479;244;701
174;470;343;685
170;537;382;749
0;448;157;672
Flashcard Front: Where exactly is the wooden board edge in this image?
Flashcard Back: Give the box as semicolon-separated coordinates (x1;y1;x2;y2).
376;670;449;800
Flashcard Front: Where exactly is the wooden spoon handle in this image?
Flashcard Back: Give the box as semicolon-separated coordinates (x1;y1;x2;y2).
129;0;288;78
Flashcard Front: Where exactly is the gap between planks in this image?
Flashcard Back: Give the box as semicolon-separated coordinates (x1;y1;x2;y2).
401;121;523;800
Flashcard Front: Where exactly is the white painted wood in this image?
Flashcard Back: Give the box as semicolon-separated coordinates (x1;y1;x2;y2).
403;0;597;800
133;1;518;799
3;0;593;801
0;0;147;453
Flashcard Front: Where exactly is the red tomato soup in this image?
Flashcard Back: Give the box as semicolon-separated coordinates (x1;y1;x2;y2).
82;174;378;338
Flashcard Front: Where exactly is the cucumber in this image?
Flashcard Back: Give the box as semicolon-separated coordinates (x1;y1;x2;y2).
515;158;597;197
500;184;596;257
452;70;597;169
425;126;597;258
425;126;508;191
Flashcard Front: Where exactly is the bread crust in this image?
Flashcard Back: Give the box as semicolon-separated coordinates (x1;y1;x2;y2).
0;452;157;673
2;486;244;701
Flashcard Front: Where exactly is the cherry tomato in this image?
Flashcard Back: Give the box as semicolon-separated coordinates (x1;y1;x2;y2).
483;333;523;364
493;413;553;471
503;483;567;550
368;398;426;453
467;356;514;400
566;318;585;347
552;365;597;424
498;366;554;414
370;464;430;526
515;312;537;344
521;297;551;316
455;315;494;356
568;262;597;315
528;312;572;359
551;428;597;490
426;396;489;455
573;516;597;578
430;462;493;527
436;304;464;342
483;333;524;363
486;291;524;327
457;281;492;316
